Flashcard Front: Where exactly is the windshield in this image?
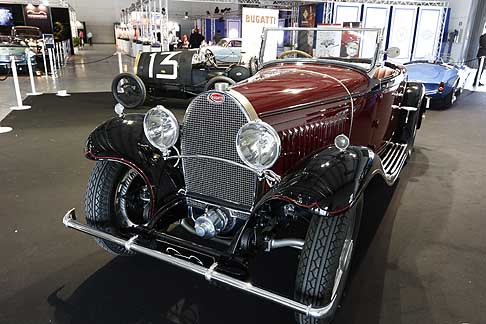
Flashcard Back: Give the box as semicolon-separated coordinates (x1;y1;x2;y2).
217;39;228;47
13;28;41;39
260;27;383;71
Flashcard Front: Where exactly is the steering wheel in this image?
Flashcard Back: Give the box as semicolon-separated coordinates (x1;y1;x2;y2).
277;50;313;59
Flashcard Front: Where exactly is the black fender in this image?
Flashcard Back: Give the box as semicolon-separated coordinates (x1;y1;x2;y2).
403;81;426;129
254;145;383;216
85;113;184;213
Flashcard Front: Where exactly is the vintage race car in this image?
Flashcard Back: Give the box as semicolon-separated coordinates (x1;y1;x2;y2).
405;60;469;108
112;49;253;108
200;37;243;64
63;27;426;323
0;35;36;73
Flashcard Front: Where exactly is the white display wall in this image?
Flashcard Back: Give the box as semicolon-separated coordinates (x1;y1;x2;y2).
329;1;449;63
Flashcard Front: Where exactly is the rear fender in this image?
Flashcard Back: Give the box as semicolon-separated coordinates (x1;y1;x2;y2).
254;145;383;216
85;113;184;212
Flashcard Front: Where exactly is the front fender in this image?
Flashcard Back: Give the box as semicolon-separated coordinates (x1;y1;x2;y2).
255;146;382;215
85;113;184;210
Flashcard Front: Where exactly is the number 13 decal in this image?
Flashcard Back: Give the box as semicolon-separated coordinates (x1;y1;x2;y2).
148;52;180;80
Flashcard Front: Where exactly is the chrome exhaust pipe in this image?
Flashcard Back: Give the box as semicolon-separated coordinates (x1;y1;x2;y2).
62;208;337;318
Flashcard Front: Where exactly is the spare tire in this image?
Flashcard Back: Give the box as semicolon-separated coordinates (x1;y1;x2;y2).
228;65;251;82
111;73;147;109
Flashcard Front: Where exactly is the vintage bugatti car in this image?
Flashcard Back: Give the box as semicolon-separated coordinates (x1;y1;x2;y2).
63;27;426;323
112;49;252;108
200;37;243;64
405;59;469;108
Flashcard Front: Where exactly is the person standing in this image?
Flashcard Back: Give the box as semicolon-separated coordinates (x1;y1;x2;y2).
474;32;486;86
214;29;223;44
189;28;204;48
87;31;93;46
79;30;84;48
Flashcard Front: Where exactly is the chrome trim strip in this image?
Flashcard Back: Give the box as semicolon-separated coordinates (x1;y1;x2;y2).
63;209;337;319
267;238;304;251
227;89;259;121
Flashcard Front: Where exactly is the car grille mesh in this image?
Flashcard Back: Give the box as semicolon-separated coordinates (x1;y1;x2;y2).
181;92;256;209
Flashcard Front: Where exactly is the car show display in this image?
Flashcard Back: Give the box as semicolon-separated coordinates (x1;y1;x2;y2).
63;26;428;323
112;49;253;108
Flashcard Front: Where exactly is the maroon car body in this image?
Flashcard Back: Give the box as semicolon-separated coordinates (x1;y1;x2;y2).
63;27;426;323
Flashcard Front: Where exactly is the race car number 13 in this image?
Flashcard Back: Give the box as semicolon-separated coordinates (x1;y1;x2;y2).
148;52;180;80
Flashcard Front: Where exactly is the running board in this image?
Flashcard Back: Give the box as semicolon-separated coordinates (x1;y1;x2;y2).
62;209;337;319
379;142;408;179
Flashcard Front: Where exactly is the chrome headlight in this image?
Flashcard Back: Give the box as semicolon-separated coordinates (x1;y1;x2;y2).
143;105;179;152
236;120;281;172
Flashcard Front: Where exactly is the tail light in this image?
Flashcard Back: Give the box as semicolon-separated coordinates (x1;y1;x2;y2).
438;81;445;93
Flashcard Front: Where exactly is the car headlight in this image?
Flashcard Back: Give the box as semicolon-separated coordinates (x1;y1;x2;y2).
236;120;281;172
143;105;179;153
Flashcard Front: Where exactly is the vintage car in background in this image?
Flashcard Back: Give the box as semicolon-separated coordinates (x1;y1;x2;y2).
63;27;426;323
405;59;469;108
112;48;253;108
199;37;243;64
0;35;36;74
11;26;48;71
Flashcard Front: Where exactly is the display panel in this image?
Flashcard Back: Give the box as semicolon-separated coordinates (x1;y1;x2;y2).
0;7;14;26
333;4;361;24
261;27;380;71
412;8;443;60
23;4;52;33
388;6;417;63
241;7;279;61
362;5;389;58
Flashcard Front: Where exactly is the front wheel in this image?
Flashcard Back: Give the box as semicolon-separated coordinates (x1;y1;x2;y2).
84;160;153;255
294;198;363;324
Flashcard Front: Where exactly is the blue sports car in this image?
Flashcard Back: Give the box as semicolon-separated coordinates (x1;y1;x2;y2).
405;60;469;108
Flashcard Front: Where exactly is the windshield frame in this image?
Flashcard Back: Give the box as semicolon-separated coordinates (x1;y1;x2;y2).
259;27;383;72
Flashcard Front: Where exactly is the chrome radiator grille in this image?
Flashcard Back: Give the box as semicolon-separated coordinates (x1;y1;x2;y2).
181;91;257;209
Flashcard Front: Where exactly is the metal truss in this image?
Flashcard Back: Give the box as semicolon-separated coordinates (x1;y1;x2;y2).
1;0;71;7
436;7;449;58
317;0;448;7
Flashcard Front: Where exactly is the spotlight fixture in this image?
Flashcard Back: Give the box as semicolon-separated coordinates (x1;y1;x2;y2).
214;7;219;14
162;7;166;15
206;10;211;16
184;11;188;19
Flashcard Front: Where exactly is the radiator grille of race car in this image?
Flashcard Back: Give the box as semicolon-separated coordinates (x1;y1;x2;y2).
181;91;257;210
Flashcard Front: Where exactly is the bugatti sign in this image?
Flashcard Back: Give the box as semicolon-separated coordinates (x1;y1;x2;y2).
241;7;279;60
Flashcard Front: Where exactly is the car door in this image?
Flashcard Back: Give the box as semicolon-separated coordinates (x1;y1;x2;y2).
228;40;242;62
370;73;404;151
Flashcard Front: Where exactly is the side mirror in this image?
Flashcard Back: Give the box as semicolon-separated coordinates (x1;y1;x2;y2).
386;47;400;58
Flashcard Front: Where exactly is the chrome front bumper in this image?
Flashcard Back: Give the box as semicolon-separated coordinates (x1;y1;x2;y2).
63;208;337;318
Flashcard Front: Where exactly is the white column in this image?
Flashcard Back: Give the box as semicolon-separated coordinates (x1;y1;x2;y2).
48;47;57;79
26;50;42;96
476;56;485;87
10;56;31;110
41;43;48;78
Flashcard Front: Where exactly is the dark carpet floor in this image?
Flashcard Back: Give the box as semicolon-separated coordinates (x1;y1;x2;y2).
0;91;485;324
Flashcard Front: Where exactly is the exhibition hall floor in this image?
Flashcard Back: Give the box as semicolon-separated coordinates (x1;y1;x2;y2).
0;45;134;122
0;88;485;323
